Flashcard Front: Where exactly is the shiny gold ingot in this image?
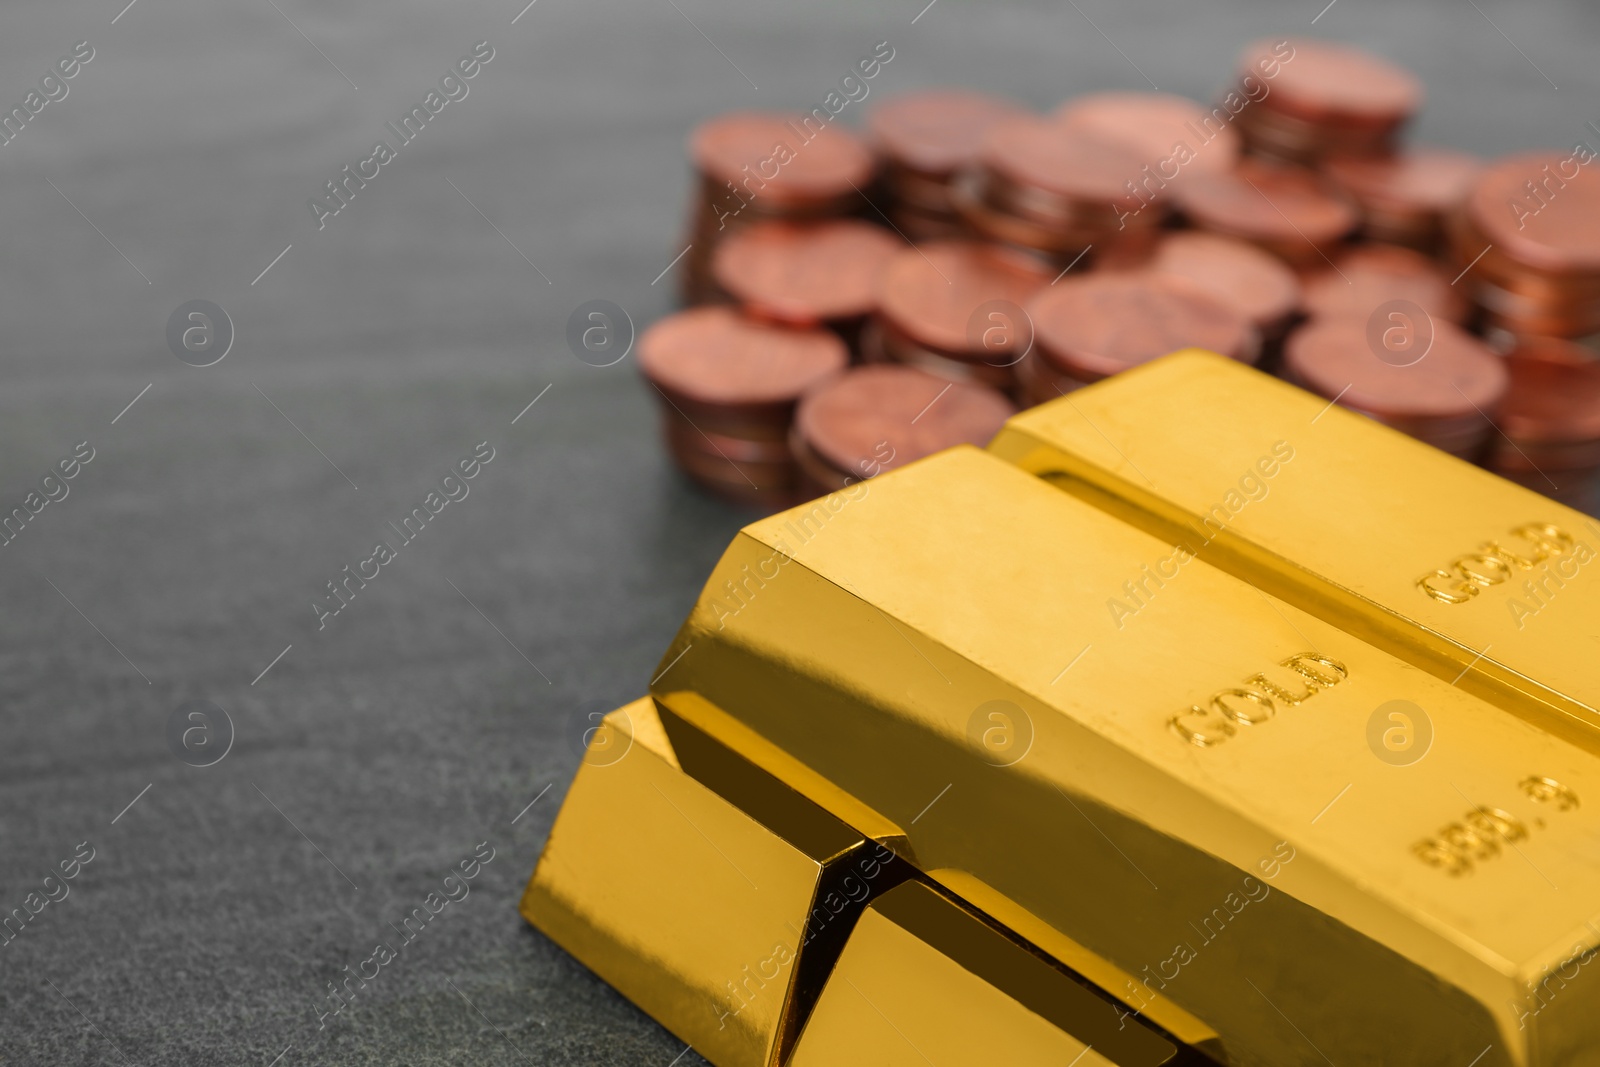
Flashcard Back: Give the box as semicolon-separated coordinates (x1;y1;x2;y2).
788;881;1201;1066
655;446;1600;1066
519;697;907;1067
659;689;1224;1059
989;349;1600;745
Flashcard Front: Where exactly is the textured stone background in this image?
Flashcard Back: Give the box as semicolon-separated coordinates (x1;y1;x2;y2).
0;0;1592;1063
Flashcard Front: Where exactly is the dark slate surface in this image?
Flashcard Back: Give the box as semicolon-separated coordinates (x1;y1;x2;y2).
0;0;1592;1063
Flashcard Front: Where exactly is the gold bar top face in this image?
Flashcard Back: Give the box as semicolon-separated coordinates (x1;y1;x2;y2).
988;349;1600;740
657;446;1600;1066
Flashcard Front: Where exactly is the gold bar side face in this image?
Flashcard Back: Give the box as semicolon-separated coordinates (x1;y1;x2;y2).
987;349;1600;742
655;690;1225;1058
519;698;906;1067
654;447;1600;1066
788;881;1200;1067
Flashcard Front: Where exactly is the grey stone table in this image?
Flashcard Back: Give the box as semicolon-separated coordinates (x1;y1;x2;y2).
0;0;1592;1063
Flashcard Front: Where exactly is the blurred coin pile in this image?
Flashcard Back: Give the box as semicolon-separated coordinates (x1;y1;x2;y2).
637;36;1600;514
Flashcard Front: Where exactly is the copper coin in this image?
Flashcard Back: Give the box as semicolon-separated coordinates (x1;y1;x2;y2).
1490;438;1600;473
978;116;1147;215
1465;152;1600;275
1459;247;1600;302
1284;317;1507;421
1055;92;1241;176
788;428;857;492
976;169;1157;232
876;240;1052;360
1237;38;1421;127
638;306;848;426
947;173;1110;255
1492;449;1600;480
868;90;1027;178
886;201;969;242
857;314;891;364
693;175;859;230
1232;102;1398;164
1175;159;1358;256
1302;244;1466;324
1360;217;1448;252
1474;296;1600;340
1446;210;1600;313
691;112;875;208
663;428;797;491
1026;273;1258;382
876;318;1018;391
1138;232;1301;334
1323;147;1480;216
712;220;901;326
1492;465;1598;508
1016;342;1087;405
661;409;796;465
1497;337;1600;446
794;364;1016;480
883;165;964;213
1461;275;1600;337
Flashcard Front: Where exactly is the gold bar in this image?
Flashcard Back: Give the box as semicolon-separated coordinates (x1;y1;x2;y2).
988;349;1600;746
658;688;1226;1060
519;697;907;1067
653;446;1600;1066
788;880;1203;1066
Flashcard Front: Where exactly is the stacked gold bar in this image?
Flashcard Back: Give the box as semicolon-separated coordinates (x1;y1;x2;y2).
522;351;1600;1066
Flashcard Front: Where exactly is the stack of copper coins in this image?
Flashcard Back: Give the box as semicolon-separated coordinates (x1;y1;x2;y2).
1485;338;1600;509
1055;91;1243;184
1174;158;1359;268
1106;231;1302;352
1323;147;1481;253
951;115;1157;264
1232;38;1421;162
683;112;877;305
870;240;1052;393
1283;318;1508;459
1300;244;1467;326
711;219;901;356
650;46;1599;518
867;90;1026;241
791;365;1016;495
637;306;848;509
1020;274;1259;405
1449;152;1600;342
